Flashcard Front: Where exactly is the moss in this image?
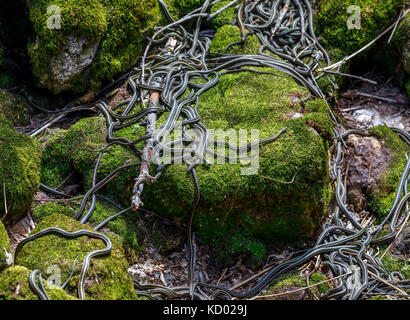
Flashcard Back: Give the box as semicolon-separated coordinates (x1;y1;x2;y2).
316;0;405;60
0;265;76;300
138;69;333;264
0;116;42;222
40;116;145;208
262;271;331;299
367;126;410;222
209;25;261;55
381;251;410;279
15;213;139;300
163;0;205;21
0;90;33;126
41;67;333;265
309;272;332;295
28;0;160;93
32;200;145;258
209;1;236;29
0;220;12;271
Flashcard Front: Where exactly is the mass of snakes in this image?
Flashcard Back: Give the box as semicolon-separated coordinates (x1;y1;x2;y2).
15;0;410;300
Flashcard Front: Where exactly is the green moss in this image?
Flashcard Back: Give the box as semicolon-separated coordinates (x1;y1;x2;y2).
40;69;332;264
367;126;410;222
137;69;332;264
210;25;260;55
40;116;144;208
0;116;42;222
15;213;139;300
0;90;33;126
32;200;145;257
28;0;160;93
309;272;332;295
316;0;405;60
163;0;205;21
381;251;410;279
0;265;76;300
209;1;236;29
0;220;12;271
262;271;331;299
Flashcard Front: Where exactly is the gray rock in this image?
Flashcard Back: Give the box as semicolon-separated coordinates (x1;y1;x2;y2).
347;135;391;212
36;35;100;94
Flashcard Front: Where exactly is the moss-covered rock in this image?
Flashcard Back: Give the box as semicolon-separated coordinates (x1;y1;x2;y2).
0;90;33;126
15;213;139;299
41;66;333;265
316;0;405;61
27;0;160;94
0;116;41;223
209;0;237;29
367;126;410;222
31;200;144;258
0;220;12;271
209;25;261;55
0;265;76;300
142;70;332;264
40;116;143;206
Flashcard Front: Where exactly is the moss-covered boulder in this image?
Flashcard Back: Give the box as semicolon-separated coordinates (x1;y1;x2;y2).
15;213;138;300
27;0;160;94
31;200;143;258
40;116;142;206
41;74;332;265
0;117;41;223
367;126;410;222
316;0;405;61
0;265;76;300
0;220;12;271
0;90;33;126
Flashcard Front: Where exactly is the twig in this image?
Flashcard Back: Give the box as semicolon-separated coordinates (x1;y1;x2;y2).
319;9;409;72
368;270;409;296
249;272;352;300
387;9;403;44
216;268;228;285
354;91;398;104
56;172;75;190
230;265;275;291
260;168;300;184
29;113;66;137
1;182;8;221
322;70;377;85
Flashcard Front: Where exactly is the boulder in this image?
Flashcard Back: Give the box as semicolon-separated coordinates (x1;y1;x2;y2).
367;126;410;222
316;0;405;61
0;90;34;126
0;265;76;300
15;213;139;300
0;117;41;223
40;70;333;264
27;0;160;94
0;220;12;271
